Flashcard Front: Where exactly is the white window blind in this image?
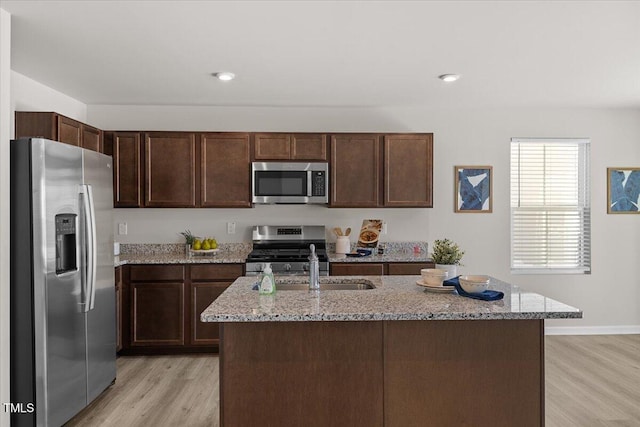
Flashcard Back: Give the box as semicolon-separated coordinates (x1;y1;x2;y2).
510;138;591;274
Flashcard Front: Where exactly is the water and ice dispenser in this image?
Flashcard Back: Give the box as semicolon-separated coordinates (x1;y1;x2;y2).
55;213;77;274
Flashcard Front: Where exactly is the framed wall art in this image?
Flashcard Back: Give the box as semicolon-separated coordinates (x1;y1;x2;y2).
607;167;640;214
455;166;493;213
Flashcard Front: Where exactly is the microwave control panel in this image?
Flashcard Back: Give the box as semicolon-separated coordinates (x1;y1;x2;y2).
311;171;326;196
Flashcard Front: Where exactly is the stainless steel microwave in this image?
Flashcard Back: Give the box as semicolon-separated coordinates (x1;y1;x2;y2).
252;162;329;204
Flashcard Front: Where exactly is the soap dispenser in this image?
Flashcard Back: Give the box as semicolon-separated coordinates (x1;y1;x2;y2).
259;263;276;295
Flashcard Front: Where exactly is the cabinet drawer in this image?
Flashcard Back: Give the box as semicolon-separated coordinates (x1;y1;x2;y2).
330;263;385;276
130;265;185;281
387;263;434;275
190;264;244;281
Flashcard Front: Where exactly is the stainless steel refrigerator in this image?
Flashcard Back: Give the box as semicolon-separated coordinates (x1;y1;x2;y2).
10;138;116;426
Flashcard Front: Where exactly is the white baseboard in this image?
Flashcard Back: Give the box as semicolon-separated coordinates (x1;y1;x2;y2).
545;325;640;335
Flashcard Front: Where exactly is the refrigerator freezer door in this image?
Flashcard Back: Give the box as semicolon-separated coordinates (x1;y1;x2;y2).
82;149;116;403
39;140;89;427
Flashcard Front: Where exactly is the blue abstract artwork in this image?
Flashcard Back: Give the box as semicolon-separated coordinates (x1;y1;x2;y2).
608;168;640;213
456;167;492;212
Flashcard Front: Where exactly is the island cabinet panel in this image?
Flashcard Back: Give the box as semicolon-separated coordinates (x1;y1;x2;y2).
106;132;143;207
200;133;251;207
253;133;327;161
189;264;244;346
330;263;385;276
15;111;103;152
144;132;198;207
220;321;384;427
384;320;544;427
330;134;382;207
383;134;433;207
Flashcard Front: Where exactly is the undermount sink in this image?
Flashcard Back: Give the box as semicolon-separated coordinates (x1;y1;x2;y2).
252;280;375;291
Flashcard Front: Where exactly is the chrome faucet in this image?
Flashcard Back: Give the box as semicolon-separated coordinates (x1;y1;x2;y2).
308;244;320;291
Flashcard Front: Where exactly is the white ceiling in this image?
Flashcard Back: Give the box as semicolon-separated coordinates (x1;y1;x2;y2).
3;1;640;109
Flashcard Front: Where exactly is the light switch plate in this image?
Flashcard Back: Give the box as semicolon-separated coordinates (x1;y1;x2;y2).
118;223;127;235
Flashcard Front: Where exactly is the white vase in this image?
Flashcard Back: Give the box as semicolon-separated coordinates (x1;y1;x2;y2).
436;264;458;279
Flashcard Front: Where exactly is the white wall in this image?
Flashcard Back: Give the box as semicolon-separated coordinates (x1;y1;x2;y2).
90;104;640;332
0;9;11;427
10;70;87;137
2;52;87;426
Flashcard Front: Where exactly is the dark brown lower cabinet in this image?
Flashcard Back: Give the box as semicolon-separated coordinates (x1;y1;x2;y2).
120;263;242;355
131;281;185;347
331;262;435;276
220;320;544;427
189;264;244;346
115;267;123;353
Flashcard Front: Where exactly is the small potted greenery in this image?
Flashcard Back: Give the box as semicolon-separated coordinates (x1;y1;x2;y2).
430;238;464;278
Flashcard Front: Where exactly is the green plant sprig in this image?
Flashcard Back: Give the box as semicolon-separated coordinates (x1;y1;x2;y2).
431;238;465;265
180;230;197;245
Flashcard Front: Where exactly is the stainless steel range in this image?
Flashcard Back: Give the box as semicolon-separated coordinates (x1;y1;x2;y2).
245;225;329;276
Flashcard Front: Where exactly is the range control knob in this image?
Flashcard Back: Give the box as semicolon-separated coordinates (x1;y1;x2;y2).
284;263;292;271
302;263;309;271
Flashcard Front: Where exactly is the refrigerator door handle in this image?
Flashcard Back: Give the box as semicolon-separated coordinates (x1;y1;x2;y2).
80;184;97;312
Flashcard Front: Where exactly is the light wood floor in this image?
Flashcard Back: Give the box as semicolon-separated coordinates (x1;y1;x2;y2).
66;335;640;426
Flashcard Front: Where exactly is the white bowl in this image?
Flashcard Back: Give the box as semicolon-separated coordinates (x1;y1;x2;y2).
420;268;448;286
459;275;490;294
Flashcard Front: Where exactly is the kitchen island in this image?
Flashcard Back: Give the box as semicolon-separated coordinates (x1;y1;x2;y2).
202;275;581;427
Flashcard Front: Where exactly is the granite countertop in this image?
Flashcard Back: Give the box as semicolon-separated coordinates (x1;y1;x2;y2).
114;243;252;267
113;242;433;267
201;275;582;322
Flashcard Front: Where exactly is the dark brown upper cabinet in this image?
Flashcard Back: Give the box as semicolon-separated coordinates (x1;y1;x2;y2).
105;132;143;207
144;132;198;208
383;134;433;207
15;111;103;152
253;133;327;161
329;133;433;208
81;124;103;152
200;133;251;208
330;134;382;207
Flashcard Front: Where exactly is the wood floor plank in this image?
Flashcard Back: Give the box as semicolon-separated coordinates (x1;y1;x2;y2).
65;334;640;426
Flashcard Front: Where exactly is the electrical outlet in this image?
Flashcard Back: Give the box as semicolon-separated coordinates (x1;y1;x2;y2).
118;223;127;235
382;222;388;234
227;222;236;234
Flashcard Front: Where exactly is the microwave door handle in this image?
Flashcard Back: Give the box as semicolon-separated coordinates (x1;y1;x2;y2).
307;170;313;197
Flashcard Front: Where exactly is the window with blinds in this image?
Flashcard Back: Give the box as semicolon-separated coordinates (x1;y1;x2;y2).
510;138;591;274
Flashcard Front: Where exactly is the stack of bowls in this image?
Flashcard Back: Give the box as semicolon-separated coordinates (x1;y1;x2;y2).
420;268;449;286
459;275;490;293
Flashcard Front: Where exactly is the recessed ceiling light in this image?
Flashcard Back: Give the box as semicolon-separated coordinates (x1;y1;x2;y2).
213;72;235;81
438;74;460;82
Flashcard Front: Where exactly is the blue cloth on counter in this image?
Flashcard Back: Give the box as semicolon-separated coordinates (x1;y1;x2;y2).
443;277;504;301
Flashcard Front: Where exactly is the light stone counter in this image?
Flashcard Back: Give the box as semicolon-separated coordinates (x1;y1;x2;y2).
201;275;582;322
114;242;251;267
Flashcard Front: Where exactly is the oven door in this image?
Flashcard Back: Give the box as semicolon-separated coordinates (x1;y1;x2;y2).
252;162;328;204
